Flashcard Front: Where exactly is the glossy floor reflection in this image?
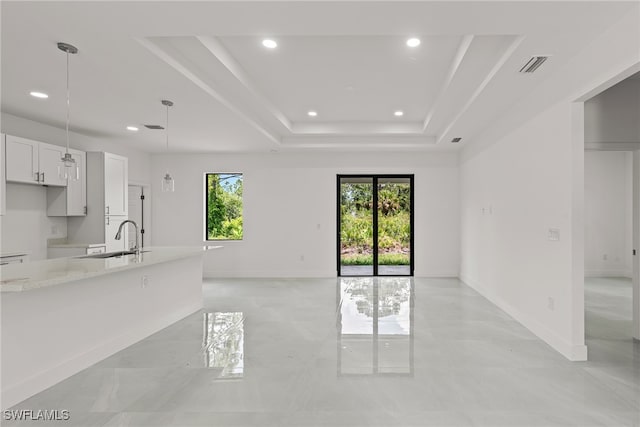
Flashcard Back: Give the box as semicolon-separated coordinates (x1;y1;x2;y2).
5;277;640;426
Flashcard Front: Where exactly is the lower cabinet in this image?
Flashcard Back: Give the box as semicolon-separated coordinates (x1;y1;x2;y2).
0;254;30;266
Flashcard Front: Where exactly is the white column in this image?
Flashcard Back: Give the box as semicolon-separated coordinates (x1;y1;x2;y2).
633;150;640;340
571;102;587;358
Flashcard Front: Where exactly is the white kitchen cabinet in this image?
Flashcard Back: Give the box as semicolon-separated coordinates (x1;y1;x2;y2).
5;135;38;184
5;135;69;187
47;149;87;216
104;152;128;216
1;134;6;215
39;144;68;186
0;253;29;265
66;152;128;251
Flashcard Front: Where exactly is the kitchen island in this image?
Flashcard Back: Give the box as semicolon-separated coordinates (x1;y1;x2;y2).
0;246;219;409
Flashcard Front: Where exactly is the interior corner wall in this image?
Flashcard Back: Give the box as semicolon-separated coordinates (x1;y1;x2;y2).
584;151;633;278
150;151;460;278
460;101;584;360
459;7;639;361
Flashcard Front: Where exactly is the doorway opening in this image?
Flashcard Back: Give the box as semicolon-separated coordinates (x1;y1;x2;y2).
337;175;414;277
581;67;640;347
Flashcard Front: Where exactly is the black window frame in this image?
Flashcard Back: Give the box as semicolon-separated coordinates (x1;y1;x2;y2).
204;172;244;241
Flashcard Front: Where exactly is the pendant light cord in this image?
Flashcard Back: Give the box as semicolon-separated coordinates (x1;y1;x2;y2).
166;103;169;152
65;50;70;155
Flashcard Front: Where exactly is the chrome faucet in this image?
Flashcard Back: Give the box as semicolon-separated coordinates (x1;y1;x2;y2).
115;220;140;255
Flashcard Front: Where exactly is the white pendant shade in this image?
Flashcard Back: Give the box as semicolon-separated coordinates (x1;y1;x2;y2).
59;152;79;181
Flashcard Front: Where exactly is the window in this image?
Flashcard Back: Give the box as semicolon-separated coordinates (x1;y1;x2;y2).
205;173;243;240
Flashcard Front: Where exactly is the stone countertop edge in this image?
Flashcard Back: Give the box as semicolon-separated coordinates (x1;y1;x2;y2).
0;246;222;293
0;252;30;258
47;243;107;249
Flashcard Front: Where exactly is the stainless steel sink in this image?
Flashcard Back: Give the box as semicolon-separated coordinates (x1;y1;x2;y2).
80;250;149;259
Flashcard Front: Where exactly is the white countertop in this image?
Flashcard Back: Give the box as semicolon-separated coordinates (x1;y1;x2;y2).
0;246;221;292
0;252;30;258
48;243;106;249
47;238;105;249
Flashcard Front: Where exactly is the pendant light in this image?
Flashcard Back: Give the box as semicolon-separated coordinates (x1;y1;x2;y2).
161;99;175;192
57;42;80;181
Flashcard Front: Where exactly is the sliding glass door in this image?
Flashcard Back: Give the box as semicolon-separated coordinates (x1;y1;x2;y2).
338;175;414;276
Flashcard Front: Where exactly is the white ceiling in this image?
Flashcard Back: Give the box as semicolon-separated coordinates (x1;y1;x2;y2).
1;1;635;153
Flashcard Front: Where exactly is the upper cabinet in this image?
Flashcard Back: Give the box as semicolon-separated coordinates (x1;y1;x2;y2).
39;143;69;186
47;149;87;216
1;134;6;216
5;135;38;184
103;152;128;216
5;135;68;186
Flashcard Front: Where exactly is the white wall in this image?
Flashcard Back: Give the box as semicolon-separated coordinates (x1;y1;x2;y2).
151;151;460;278
461;101;583;359
584;151;633;278
0;113;152;259
1;184;67;260
460;9;640;361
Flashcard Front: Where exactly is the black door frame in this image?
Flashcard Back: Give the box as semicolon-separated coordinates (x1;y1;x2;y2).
337;174;415;276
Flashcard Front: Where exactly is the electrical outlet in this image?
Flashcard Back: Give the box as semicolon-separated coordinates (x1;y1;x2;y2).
548;297;555;311
603;254;608;261
141;275;148;288
300;255;305;262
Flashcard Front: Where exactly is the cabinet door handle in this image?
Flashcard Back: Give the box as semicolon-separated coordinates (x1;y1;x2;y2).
34;172;40;182
106;216;110;225
105;206;110;215
84;206;88;215
41;172;45;183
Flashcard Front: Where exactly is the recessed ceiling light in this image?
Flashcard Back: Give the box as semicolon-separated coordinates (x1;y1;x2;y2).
308;111;318;117
406;38;421;48
394;111;404;117
262;39;277;49
126;126;139;132
30;91;48;99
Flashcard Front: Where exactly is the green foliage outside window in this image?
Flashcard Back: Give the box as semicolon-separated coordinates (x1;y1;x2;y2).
206;173;243;240
340;182;411;265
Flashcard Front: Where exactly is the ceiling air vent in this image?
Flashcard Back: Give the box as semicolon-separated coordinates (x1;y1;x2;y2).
144;124;164;130
451;137;462;143
519;56;548;73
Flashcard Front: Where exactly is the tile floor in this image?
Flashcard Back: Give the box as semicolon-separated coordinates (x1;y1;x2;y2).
4;277;640;426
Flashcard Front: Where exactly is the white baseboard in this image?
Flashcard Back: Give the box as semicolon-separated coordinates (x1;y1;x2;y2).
460;273;587;361
204;269;335;278
585;270;632;279
414;270;459;278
